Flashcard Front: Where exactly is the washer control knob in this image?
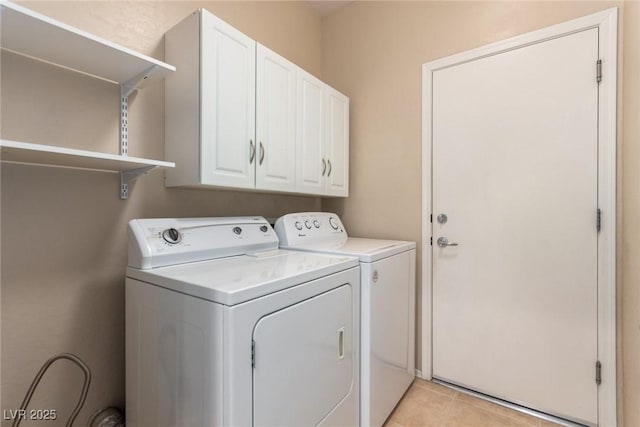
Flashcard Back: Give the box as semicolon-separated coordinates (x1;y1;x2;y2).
162;228;182;244
295;221;303;230
329;217;339;230
304;220;312;229
233;226;242;235
260;225;269;233
313;220;320;228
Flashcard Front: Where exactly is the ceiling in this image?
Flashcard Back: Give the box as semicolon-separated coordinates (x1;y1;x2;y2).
307;1;352;17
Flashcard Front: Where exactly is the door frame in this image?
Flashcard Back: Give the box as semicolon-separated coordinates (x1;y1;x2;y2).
420;8;618;426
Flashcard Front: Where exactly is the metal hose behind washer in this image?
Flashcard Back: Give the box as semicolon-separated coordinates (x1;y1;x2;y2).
12;353;91;427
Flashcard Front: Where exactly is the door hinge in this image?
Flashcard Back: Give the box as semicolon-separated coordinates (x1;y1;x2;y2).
596;360;602;385
596;59;602;84
597;208;602;232
430;236;433;246
251;340;256;368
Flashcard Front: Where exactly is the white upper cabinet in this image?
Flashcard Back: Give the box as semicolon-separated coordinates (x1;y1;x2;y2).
296;69;326;195
296;70;349;197
256;44;297;192
325;86;350;197
165;10;255;190
201;11;256;189
165;9;348;197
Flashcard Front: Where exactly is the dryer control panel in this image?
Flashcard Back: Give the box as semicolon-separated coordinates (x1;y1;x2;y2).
274;212;347;247
128;217;278;270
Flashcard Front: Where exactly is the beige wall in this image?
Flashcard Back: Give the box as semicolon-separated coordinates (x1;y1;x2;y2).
622;2;640;426
1;1;322;423
321;1;637;425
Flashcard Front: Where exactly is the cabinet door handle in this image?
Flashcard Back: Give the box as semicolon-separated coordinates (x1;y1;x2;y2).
321;158;327;176
327;159;332;177
259;141;265;165
249;140;256;164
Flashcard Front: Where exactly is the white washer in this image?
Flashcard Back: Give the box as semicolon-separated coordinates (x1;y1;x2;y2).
126;216;360;427
275;212;416;427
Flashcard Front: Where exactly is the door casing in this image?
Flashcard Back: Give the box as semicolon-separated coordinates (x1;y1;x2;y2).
420;8;617;426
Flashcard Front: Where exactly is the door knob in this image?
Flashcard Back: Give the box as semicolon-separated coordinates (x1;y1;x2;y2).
437;214;448;224
437;237;458;248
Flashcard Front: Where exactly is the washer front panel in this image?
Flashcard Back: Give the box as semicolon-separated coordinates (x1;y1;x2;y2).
360;250;416;427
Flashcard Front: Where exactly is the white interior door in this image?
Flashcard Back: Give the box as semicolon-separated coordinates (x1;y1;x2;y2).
432;28;599;425
253;285;353;427
256;44;297;192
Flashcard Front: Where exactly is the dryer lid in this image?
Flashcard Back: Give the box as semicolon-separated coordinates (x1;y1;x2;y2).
126;249;358;305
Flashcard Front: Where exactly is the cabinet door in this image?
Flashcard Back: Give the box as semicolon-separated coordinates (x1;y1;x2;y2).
256;44;296;192
325;86;349;197
295;69;326;195
200;10;256;189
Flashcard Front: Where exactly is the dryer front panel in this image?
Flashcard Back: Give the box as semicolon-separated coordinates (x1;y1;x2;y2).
252;284;354;426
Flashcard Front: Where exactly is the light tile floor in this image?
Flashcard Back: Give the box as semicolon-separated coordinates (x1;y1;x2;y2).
384;379;563;427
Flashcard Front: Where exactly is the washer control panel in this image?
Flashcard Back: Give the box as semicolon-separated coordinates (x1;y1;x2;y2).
274;212;347;247
128;217;278;270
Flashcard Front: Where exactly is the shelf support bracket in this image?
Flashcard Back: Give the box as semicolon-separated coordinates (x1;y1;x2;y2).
118;64;162;199
121;64;162;98
120;90;129;156
120;65;162;157
120;166;157;200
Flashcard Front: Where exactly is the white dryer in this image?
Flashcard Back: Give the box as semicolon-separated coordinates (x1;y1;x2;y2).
274;213;416;427
126;216;360;427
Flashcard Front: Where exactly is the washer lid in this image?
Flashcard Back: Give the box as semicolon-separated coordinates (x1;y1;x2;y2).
126;249;358;306
281;237;416;263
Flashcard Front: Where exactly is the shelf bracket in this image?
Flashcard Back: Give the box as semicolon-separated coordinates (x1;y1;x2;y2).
120;65;162;157
120;165;157;199
118;64;162;199
120;90;129;156
121;64;163;98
